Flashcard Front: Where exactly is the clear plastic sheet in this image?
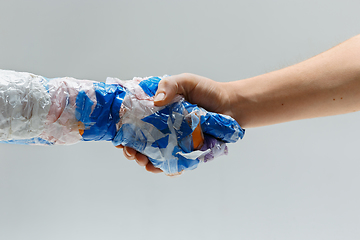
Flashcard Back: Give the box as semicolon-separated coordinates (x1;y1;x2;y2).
0;69;245;175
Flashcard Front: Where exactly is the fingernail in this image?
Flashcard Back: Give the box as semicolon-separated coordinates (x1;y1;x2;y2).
154;92;165;102
124;147;131;157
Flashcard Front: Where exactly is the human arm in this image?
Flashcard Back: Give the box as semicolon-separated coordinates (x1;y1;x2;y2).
227;34;360;128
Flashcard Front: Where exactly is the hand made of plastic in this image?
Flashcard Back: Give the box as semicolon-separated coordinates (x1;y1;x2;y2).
0;69;245;175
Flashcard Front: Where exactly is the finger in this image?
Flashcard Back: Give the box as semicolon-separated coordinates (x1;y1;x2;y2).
134;152;149;167
123;146;136;160
154;73;198;107
115;144;123;149
145;162;163;173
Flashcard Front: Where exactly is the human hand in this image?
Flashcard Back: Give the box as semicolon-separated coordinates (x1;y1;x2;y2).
120;73;233;173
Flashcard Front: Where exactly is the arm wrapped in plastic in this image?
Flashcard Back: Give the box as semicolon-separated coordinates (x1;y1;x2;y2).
0;70;245;175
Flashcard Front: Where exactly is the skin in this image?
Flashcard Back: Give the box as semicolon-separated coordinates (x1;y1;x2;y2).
121;34;360;173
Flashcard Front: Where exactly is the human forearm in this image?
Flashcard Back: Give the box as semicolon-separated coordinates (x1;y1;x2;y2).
227;34;360;128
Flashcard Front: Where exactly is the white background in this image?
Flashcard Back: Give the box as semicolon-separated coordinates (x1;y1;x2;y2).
1;1;360;239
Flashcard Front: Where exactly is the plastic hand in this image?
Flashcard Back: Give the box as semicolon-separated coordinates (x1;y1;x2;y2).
121;73;232;173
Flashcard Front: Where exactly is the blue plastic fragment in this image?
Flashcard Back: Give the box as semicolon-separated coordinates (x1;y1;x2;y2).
167;102;193;141
76;90;94;126
151;135;169;149
200;111;245;143
0;137;53;145
172;146;200;172
138;76;161;97
142;107;171;134
76;82;125;141
176;118;193;141
113;123;147;152
178;135;193;153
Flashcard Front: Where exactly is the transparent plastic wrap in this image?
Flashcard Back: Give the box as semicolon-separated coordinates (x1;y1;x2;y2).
0;69;245;175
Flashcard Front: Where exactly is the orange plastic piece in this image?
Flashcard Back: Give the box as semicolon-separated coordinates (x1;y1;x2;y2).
78;121;85;136
192;121;204;150
79;129;84;136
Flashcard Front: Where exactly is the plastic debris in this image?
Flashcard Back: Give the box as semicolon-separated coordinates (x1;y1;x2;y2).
0;69;245;175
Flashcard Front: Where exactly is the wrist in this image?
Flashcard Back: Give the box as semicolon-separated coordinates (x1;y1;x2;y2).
222;80;253;128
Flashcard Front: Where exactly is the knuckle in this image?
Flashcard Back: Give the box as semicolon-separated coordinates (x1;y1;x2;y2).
159;77;171;87
180;73;194;79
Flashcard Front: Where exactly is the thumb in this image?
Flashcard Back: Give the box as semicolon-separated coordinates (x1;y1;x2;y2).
153;73;196;107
